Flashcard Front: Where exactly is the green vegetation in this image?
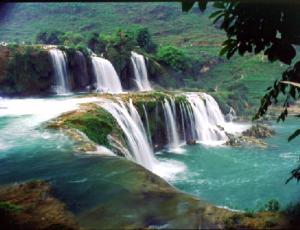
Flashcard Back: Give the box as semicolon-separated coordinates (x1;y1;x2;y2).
0;3;288;115
156;45;190;72
0;45;53;96
64;106;121;148
136;28;157;53
0;201;22;214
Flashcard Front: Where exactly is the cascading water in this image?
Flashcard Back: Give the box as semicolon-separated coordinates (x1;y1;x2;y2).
91;56;123;93
162;98;181;151
184;93;227;144
142;104;152;146
98;99;155;171
98;98;185;179
130;51;152;91
49;49;70;95
74;51;89;89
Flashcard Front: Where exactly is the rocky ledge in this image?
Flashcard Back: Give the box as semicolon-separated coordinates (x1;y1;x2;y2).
225;123;275;148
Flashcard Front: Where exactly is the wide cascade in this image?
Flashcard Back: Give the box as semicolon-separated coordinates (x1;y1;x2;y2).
49;49;70;95
91;56;123;93
94;92;234;173
182;93;228;143
130;51;152;91
98;99;156;171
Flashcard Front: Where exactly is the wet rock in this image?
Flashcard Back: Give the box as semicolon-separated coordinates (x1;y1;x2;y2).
224;132;242;147
224;124;271;148
242;124;275;138
187;139;196;145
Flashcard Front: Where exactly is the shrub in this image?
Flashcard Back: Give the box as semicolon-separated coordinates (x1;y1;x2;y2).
35;30;64;45
156;45;190;72
136;28;157;53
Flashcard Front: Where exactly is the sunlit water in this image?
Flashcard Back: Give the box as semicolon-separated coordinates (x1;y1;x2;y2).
0;96;299;216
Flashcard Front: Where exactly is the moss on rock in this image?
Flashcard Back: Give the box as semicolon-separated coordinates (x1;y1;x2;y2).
0;180;79;230
0;45;53;96
49;103;126;156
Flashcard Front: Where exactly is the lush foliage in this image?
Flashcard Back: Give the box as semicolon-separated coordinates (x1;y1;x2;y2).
0;45;53;96
156;45;190;72
136;28;157;53
36;30;64;45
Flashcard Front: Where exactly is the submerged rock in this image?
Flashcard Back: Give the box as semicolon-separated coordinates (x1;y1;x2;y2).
0;180;79;229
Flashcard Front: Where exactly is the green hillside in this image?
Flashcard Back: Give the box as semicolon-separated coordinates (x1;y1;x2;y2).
0;2;288;114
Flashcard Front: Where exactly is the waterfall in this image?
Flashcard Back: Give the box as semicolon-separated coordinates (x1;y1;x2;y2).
162;98;181;151
184;93;227;144
98;99;155;171
74;51;89;89
179;103;186;141
130;51;152;91
225;107;237;122
142;104;152;147
49;49;70;95
91;56;122;93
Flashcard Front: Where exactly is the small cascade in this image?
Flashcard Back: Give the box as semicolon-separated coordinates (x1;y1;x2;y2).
162;97;181;150
98;99;155;171
142;104;152;147
74;51;89;89
49;49;70;95
130;51;152;91
91;56;122;93
184;93;227;143
179;103;186;141
225;107;237;122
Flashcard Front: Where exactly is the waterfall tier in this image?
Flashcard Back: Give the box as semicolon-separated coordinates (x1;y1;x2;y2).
163;97;181;151
49;49;70;95
91;56;123;93
58;91;247;177
131;51;152;91
98;98;156;171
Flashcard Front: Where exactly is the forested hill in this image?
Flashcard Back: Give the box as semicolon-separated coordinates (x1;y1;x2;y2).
0;3;221;45
0;3;288;116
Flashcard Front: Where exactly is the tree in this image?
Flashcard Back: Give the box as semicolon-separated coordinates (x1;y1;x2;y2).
60;32;84;47
35;30;64;45
136;28;157;53
86;32;106;54
181;0;300;182
156;45;190;71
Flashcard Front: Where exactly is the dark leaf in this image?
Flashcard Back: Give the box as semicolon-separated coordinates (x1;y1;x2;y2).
209;10;224;19
198;0;207;12
219;45;230;56
212;13;225;24
182;1;196;12
288;129;300;141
